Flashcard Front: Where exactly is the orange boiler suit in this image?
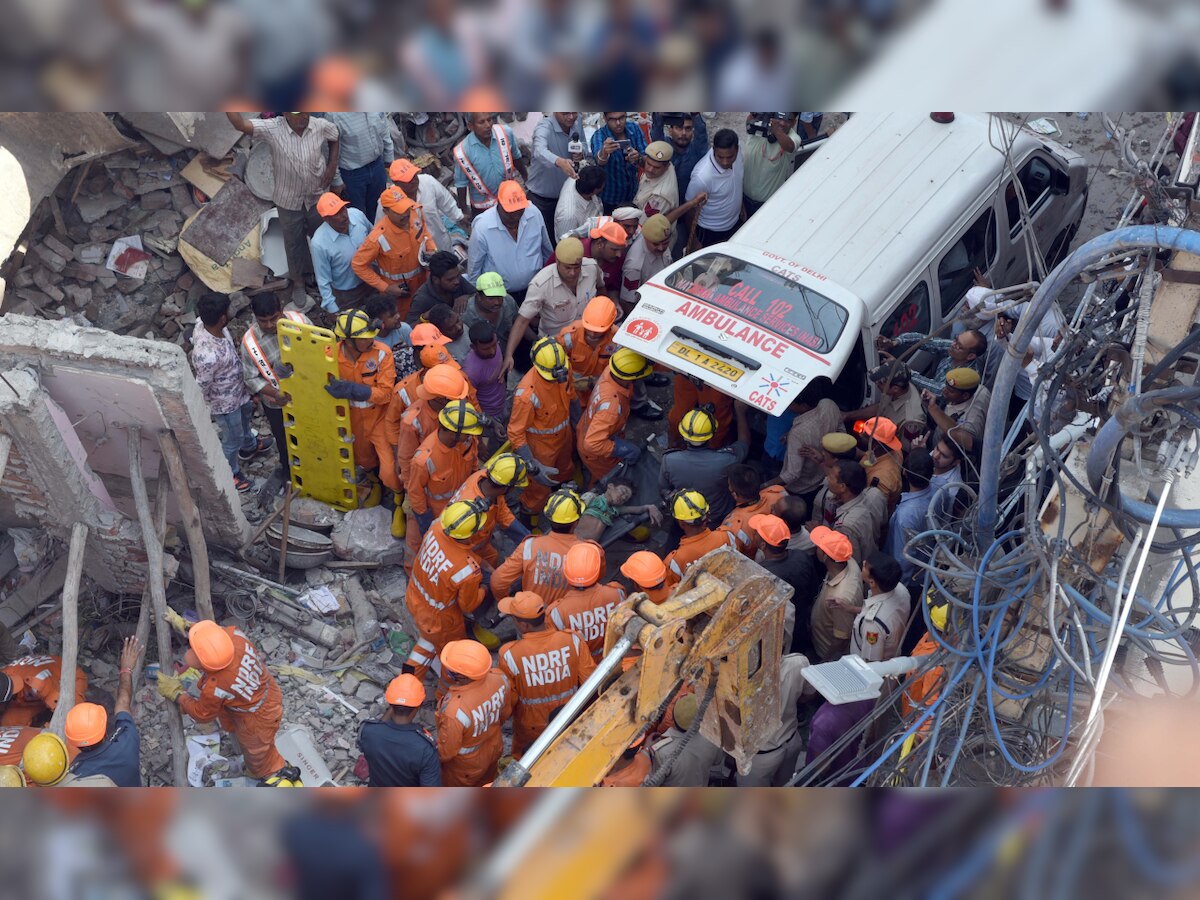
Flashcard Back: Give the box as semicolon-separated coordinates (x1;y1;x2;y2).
577;369;634;488
407;432;479;525
1;655;88;726
436;668;513;787
177;626;287;778
498;627;596;755
449;469;518;567
490;531;580;605
668;378;735;449
337;340;396;486
351;212;437;321
547;582;626;661
720;485;787;557
403;523;486;678
558;321;618;407
508;367;577;516
664;528;739;586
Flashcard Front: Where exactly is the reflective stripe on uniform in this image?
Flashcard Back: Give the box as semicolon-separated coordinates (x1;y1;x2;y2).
669;558;684;578
407;638;437;666
503;650;519;673
450;565;476;585
528;390;542;409
380;266;422;281
527;421;568;435
413;578;451;611
521;687;575;706
455;708;472;728
458;744;480;755
522;540;534;561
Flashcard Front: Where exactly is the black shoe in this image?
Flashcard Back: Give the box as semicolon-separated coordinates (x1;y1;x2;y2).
631;403;664;421
238;435;275;460
646;373;671;388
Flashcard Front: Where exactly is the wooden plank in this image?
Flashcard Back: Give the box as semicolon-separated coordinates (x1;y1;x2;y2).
46;523;87;739
156;431;214;621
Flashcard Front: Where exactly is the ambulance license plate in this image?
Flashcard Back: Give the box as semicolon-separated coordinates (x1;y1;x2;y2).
667;341;744;382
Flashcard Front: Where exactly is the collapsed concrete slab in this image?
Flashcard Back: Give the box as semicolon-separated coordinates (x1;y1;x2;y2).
0;315;249;591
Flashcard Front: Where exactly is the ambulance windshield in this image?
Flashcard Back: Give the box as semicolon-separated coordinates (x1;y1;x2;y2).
664;254;849;354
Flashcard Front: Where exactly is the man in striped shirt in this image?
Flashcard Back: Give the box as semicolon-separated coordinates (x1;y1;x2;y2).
226;113;340;290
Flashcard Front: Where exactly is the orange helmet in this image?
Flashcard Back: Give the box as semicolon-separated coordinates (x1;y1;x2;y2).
440;640;492;681
64;702;108;748
385;673;425;707
581;296;619;333
420;345;457;370
620;551;666;589
410;323;451;347
188;621;236;671
564;540;604;587
418;364;469;401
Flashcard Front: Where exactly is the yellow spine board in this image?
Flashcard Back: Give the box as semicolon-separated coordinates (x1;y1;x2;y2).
277;320;359;511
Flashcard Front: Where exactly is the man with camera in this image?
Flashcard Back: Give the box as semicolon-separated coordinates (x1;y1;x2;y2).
743;113;801;218
591;111;647;214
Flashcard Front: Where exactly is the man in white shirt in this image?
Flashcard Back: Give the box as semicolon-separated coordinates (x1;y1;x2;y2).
685;129;744;249
850;552;912;662
379;159;465;256
553;166;606;241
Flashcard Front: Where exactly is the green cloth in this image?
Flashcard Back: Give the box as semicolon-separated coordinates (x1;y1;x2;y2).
583;494;618;526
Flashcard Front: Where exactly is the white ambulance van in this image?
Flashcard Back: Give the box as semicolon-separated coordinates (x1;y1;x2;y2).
616;113;1088;413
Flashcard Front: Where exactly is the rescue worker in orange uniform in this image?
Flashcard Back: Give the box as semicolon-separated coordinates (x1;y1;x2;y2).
0;724;75;773
549;540;626;661
720;464;788;557
508;336;580;521
490;489;583;605
667;374;735;449
549;542;628;662
436;640;513;787
557;295;621;406
663;490;738;586
496;591;596;756
600;735;652;786
578;348;655;488
449;454;532;567
390;322;453;417
403;501;489;679
0;655;88;727
352;187;437;321
329;309;397;490
901;591;950;730
156;616;289;780
407;399;483;537
618;551;672;605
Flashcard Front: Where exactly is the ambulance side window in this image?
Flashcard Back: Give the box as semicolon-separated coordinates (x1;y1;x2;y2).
880;281;931;339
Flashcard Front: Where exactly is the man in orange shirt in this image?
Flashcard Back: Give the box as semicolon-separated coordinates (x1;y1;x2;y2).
578;348;654;487
407;400;483;537
390;364;469;491
352;187;436;320
667;375;735;449
156;618;288;780
663;490;738;586
491;489;583;605
496;591;596;755
558;295;621;405
436;640;513;787
0;655;88;727
618;551;672;605
403;502;489;679
449;454;532;567
329;309;397;491
857;415;905;515
549;540;626;660
508;336;579;521
720;464;788;557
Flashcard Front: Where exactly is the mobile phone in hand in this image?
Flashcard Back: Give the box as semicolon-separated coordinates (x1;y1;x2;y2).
615;139;632;151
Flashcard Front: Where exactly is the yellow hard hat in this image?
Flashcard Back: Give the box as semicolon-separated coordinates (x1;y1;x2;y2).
258;766;303;787
442;499;487;540
671;489;709;522
927;587;948;632
609;348;654;381
22;731;69;786
438;400;485;436
679;407;716;444
531;336;570;382
0;764;25;788
544;488;583;525
334;308;380;340
486;453;529;488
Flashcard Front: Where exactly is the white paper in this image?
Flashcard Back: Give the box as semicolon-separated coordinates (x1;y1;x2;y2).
185;732;223;787
105;234;151;279
1026;117;1060;136
301;584;339;614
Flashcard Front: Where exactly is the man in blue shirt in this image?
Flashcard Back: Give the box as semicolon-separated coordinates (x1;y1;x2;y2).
65;636;142;786
357;673;442;787
885;450;935;597
526;112;589;228
465;181;553;303
590;112;647;213
453;113;529;220
311;192;374;320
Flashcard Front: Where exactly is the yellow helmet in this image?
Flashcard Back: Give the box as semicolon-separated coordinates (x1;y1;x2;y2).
334;308;380;340
926;587;948;632
22;731;69;786
679;407;716;444
671;489;709;522
0;765;25;788
531;336;570;382
442;499;487;540
486;453;529;488
609;348;653;381
258;766;303;787
438;400;485;436
544;488;583;525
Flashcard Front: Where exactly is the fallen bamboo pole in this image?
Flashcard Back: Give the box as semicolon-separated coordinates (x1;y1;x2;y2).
46;522;88;738
132;468;171;695
127;425;188;786
157;430;214;621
